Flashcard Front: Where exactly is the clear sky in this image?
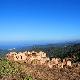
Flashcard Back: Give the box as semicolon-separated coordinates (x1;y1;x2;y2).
0;0;80;43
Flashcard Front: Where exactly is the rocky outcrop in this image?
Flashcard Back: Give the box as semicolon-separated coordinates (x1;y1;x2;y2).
6;51;72;68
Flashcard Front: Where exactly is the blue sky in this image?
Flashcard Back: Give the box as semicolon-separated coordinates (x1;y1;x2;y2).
0;0;80;43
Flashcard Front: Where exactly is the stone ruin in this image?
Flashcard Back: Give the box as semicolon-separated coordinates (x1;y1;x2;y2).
6;51;72;68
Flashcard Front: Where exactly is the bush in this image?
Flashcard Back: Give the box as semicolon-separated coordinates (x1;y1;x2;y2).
0;58;33;80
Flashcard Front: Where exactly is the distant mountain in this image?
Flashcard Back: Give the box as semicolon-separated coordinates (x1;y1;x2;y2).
16;40;80;51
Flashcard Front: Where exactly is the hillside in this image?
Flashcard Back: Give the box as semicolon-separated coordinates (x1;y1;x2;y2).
0;43;80;80
0;58;80;80
29;43;80;62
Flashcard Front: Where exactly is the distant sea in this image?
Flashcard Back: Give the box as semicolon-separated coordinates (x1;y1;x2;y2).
0;41;54;49
0;40;79;49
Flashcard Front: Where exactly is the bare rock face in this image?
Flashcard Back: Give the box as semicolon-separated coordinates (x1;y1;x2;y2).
67;60;71;67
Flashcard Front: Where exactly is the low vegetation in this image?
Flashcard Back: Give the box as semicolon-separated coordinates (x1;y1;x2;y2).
31;43;80;61
0;58;33;80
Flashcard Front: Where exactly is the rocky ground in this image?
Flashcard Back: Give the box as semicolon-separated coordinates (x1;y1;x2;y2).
20;62;80;80
0;59;80;80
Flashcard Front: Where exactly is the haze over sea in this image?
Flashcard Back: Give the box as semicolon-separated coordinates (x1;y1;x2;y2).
0;40;65;49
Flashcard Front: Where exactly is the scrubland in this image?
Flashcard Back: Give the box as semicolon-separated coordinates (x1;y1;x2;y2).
0;58;80;80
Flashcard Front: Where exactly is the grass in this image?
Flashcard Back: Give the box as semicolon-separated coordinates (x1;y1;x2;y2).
0;58;33;80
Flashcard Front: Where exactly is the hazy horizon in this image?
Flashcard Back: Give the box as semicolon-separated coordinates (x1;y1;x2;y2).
0;39;80;49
